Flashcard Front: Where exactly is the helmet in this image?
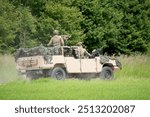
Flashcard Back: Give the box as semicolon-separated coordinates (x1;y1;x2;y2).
53;30;59;35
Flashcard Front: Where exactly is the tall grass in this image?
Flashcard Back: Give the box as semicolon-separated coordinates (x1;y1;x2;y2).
115;55;150;79
0;55;149;100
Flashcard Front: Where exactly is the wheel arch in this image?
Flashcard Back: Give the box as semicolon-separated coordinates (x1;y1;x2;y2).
53;63;68;73
103;63;114;70
54;64;66;69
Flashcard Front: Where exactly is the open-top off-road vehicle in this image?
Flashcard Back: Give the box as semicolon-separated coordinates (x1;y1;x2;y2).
15;45;122;80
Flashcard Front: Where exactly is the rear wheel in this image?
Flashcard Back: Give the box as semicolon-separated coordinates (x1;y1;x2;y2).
51;67;66;80
100;67;114;80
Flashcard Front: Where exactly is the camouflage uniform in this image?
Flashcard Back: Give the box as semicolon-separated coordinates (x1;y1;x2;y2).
77;42;91;59
47;30;64;55
47;30;64;47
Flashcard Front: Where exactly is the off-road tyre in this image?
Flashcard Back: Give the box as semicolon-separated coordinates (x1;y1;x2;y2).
51;67;66;80
100;67;114;80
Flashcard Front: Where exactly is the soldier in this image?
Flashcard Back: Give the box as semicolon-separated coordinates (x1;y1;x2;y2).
76;42;91;59
47;30;64;47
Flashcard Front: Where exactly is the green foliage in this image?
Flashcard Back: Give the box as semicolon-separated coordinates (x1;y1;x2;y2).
15;7;37;48
0;0;150;54
9;0;47;16
0;0;18;53
0;0;38;53
72;0;150;54
36;0;84;46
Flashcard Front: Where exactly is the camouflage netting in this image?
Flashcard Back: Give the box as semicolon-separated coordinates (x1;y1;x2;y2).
15;45;62;61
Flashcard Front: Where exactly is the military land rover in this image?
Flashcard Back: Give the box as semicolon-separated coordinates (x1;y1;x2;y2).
15;45;122;80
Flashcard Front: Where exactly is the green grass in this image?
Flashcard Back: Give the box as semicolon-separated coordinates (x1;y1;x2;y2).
115;55;150;79
0;55;150;100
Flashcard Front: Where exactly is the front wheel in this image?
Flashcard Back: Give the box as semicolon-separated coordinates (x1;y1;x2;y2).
100;67;114;80
51;67;66;80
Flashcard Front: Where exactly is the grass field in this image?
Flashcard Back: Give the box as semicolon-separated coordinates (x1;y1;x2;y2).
0;54;150;100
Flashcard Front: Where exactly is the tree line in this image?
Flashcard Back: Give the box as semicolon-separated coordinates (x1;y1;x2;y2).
0;0;150;55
